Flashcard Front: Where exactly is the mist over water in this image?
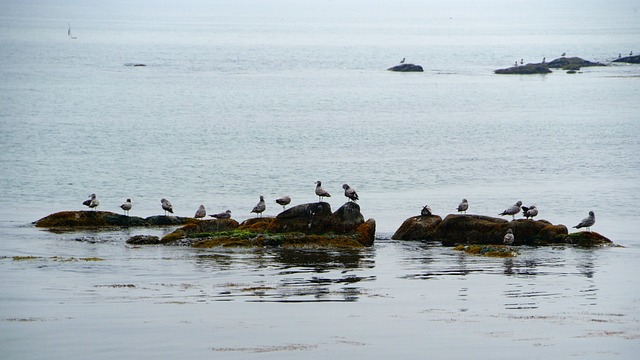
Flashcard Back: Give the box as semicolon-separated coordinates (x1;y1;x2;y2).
1;0;639;358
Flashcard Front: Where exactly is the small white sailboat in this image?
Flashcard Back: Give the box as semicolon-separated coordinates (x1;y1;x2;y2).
68;23;77;39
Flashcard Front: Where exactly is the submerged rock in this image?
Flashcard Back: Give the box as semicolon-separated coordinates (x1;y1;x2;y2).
495;63;552;74
126;235;160;245
561;231;613;247
388;63;424;72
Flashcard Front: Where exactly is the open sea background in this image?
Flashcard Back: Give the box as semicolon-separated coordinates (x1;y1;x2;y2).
1;0;639;358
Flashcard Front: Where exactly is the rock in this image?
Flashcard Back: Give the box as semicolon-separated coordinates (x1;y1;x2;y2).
397;214;570;246
613;55;640;64
126;235;160;245
495;63;552;74
161;202;375;247
391;215;443;240
160;219;240;243
34;211;198;229
388;63;424;72
547;56;605;69
562;231;613;247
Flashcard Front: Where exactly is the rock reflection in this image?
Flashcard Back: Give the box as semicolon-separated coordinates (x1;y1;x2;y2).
193;247;376;303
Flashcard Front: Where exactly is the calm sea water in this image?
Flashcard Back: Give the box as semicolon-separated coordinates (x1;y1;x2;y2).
1;0;639;358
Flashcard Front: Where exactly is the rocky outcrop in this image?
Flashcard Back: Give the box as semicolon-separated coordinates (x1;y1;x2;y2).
388;64;424;72
159;219;240;243
34;211;198;229
160;202;376;248
392;215;442;241
613;55;640;64
495;63;552;74
390;213;614;246
547;56;605;69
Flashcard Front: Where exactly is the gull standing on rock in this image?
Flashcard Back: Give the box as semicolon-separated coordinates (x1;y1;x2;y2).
194;205;206;219
120;198;132;216
573;211;595;231
499;201;522;220
315;181;331;202
252;195;266;217
342;184;359;202
210;210;232;219
522;205;538;219
161;198;173;216
457;199;469;213
421;204;432;216
275;196;291;210
83;193;99;210
503;228;515;245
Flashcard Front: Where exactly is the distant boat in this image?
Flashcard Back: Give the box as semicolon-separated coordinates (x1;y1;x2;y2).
68;23;77;39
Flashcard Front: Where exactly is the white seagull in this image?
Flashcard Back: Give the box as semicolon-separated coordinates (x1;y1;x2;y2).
210;210;232;219
275;195;291;210
573;211;595;231
499;201;522;220
83;193;99;210
503;228;515;245
315;181;331;202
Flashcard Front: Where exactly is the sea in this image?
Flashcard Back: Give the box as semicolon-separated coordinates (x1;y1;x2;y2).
1;0;639;358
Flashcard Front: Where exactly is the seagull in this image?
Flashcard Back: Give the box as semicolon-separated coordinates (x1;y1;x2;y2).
503;228;515;245
457;199;468;213
342;184;359;202
161;198;173;216
499;201;523;220
83;193;99;210
542;57;546;63
275;195;291;210
520;58;523;65
251;195;266;217
421;204;432;216
400;57;405;64
631;51;634;56
561;52;566;57
573;211;595;231
120;198;132;216
210;210;232;219
522;205;538;219
515;61;518;67
194;205;206;219
315;181;331;202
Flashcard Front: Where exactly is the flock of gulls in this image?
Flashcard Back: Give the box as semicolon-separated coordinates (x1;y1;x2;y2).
82;184;596;244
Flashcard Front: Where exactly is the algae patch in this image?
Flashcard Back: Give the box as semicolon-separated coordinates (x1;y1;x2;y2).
454;244;517;257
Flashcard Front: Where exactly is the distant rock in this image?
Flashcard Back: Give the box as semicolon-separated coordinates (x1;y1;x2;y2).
388;63;424;72
495;63;552;74
125;63;146;67
613;55;640;64
547;56;605;69
126;235;160;245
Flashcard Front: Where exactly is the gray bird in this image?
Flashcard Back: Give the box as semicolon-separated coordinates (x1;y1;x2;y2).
342;184;359;202
503;228;515;245
210;210;232;219
194;204;206;219
315;181;331;202
421;204;432;216
120;198;132;216
275;195;291;210
252;195;266;217
522;205;538;219
83;193;99;210
499;201;522;220
161;198;173;216
457;198;468;213
573;211;595;231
